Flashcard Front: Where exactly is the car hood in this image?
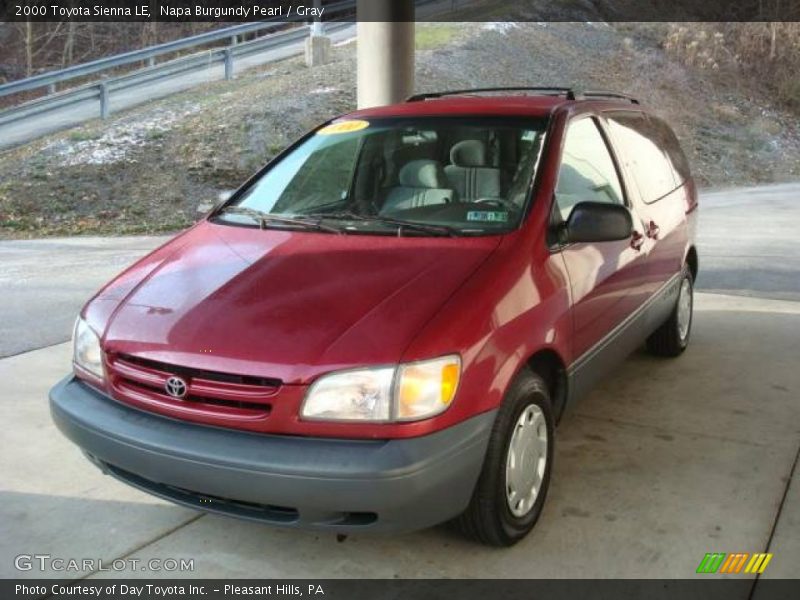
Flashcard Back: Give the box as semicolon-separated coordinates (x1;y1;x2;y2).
87;221;501;384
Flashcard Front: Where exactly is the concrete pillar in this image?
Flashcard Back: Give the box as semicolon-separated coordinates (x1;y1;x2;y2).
356;0;415;108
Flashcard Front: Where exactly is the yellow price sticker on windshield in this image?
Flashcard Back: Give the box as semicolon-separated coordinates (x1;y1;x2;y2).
317;120;370;135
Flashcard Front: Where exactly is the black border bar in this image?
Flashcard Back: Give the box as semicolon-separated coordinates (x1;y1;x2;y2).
4;579;800;600
2;0;799;22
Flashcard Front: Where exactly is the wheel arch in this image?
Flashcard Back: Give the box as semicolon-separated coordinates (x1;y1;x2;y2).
524;348;568;423
686;245;698;281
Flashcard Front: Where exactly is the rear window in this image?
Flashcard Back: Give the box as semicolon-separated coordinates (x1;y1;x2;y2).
605;112;689;204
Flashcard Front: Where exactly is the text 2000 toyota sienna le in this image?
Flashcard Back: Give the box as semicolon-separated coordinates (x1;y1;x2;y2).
51;88;698;546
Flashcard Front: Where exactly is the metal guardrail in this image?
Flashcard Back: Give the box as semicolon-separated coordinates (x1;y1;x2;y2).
1;22;287;98
0;24;341;126
0;21;358;129
0;0;357;99
0;0;450;140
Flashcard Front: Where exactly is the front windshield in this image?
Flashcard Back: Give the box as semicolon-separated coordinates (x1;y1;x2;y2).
215;116;548;236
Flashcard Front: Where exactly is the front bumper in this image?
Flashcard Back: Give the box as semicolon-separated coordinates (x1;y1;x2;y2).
50;376;495;533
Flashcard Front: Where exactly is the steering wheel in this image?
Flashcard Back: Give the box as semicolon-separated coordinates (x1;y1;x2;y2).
473;197;516;211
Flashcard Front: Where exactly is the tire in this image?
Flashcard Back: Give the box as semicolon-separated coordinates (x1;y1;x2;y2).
646;265;694;357
455;367;554;547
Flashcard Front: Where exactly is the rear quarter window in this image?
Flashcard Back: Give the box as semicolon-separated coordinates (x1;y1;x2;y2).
647;115;692;183
605;111;688;204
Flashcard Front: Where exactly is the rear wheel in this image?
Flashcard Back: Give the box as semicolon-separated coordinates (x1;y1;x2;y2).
455;368;554;546
646;266;693;357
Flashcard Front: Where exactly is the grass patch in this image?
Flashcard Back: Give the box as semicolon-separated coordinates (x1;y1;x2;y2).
777;76;800;111
416;24;460;50
67;129;101;142
145;129;167;141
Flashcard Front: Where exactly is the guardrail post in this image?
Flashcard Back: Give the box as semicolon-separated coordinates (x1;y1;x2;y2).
313;0;323;35
47;83;56;94
224;48;234;80
99;82;110;119
305;0;331;67
147;57;155;67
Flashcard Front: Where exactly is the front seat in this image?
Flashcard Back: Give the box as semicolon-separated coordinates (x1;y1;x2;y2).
444;140;502;201
382;160;454;213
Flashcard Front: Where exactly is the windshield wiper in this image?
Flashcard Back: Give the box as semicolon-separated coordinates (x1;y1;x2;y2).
219;206;343;234
305;211;461;237
372;215;461;237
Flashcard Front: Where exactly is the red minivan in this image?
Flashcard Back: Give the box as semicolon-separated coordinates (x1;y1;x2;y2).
51;88;698;546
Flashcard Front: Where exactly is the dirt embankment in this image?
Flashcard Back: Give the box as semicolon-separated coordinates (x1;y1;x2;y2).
1;22;798;239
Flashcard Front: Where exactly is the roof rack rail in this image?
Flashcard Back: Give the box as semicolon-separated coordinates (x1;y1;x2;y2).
405;88;640;104
581;90;640;104
405;87;578;102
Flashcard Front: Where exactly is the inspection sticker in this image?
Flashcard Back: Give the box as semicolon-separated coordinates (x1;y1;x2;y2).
467;211;509;223
317;120;370;135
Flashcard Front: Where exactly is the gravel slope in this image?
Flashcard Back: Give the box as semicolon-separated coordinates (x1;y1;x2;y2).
1;22;797;238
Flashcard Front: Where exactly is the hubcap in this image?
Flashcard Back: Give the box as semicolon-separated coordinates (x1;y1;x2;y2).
505;404;548;518
677;277;693;341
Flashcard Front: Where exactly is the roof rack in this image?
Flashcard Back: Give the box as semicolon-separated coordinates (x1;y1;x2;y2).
405;87;578;102
405;87;640;105
581;90;640;104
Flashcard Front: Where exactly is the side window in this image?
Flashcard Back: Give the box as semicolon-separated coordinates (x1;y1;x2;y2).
647;115;692;184
605;112;681;204
555;118;624;221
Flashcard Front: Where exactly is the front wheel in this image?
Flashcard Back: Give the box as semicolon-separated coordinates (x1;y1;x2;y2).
646;266;694;357
455;368;554;546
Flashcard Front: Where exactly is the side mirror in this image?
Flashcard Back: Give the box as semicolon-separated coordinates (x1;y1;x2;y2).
562;201;633;244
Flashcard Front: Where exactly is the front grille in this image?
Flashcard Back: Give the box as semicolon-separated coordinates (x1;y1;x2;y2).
106;353;280;416
121;378;273;413
119;354;281;388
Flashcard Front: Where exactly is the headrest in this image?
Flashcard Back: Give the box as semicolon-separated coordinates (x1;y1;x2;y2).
398;160;447;189
450;140;487;167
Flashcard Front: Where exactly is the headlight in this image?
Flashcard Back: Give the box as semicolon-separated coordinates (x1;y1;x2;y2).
396;356;461;421
73;317;104;379
301;367;395;422
301;355;460;423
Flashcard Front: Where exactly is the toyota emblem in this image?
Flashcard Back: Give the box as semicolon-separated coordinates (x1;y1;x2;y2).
165;376;188;399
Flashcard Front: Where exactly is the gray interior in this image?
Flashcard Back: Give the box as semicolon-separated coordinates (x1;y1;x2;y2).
382;159;455;213
444;140;503;201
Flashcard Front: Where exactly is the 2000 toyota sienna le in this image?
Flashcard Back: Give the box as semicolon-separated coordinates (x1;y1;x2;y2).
50;87;698;546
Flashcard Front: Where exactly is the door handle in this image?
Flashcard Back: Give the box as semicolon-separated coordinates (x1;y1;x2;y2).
631;231;645;251
646;220;660;239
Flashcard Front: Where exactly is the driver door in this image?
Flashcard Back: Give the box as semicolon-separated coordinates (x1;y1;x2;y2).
552;116;650;385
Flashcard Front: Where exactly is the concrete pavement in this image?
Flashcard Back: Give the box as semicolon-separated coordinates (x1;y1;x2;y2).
699;183;800;302
760;452;800;581
0;292;797;582
0;236;169;358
